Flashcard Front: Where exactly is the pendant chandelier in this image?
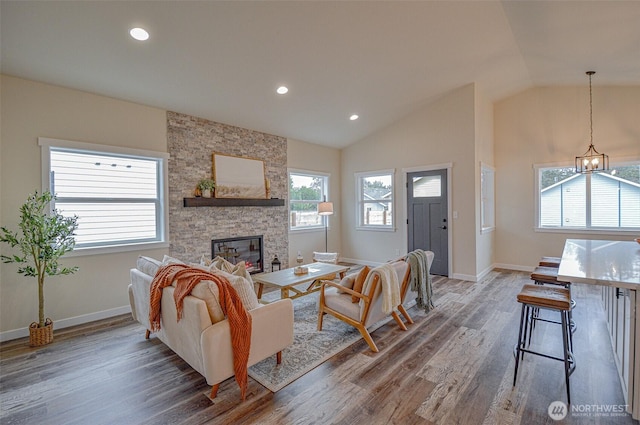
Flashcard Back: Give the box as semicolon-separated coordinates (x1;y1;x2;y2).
575;71;609;174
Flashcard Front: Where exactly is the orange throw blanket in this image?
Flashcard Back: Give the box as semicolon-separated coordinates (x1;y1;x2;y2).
148;263;253;400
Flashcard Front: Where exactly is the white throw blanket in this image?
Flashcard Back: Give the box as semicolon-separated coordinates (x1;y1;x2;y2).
374;263;401;314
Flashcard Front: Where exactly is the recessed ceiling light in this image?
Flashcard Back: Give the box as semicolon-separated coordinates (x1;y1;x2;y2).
350;114;359;121
130;27;149;41
276;86;289;95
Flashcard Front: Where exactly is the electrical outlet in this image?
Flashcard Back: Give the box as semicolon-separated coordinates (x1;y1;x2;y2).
453;211;458;219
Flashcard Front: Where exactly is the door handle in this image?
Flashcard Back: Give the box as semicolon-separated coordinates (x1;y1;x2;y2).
440;225;447;230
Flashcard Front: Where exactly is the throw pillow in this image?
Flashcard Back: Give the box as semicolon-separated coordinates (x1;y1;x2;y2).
189;263;211;273
136;256;162;277
212;269;260;311
351;266;370;303
211;256;236;272
162;255;185;265
208;256;254;284
190;272;260;324
229;261;253;284
336;273;357;294
190;281;225;323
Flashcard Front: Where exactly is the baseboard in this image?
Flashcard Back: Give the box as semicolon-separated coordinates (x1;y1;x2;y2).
493;263;535;273
451;273;478;282
452;263;504;283
476;264;495;281
0;305;132;342
344;259;502;283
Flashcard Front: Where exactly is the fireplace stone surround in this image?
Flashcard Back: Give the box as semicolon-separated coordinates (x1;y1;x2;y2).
167;111;289;268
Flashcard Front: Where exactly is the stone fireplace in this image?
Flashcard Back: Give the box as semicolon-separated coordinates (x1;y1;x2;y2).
212;235;263;274
167;111;289;268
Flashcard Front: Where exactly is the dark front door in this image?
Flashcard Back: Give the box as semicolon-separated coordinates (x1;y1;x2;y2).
407;169;448;276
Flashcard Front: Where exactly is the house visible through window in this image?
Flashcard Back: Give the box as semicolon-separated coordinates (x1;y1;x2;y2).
288;170;329;231
536;162;640;231
39;138;169;251
356;170;394;230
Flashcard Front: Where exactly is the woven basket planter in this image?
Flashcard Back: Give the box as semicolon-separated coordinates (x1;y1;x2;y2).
29;318;53;347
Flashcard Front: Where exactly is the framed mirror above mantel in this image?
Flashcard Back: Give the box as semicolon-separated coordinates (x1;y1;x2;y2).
213;153;268;199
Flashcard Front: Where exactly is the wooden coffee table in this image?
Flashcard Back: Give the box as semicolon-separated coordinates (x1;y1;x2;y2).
253;262;350;302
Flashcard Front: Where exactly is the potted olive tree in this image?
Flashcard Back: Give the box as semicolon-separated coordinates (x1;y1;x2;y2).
0;191;79;346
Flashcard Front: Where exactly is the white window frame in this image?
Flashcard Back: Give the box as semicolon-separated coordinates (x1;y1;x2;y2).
39;137;170;256
288;169;330;233
480;162;495;234
356;169;395;232
534;159;640;235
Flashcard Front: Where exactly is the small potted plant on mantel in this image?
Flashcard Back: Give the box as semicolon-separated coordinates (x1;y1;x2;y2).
0;191;79;346
197;178;216;198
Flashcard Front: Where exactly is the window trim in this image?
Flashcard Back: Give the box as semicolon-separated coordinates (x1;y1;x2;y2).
39;137;170;256
534;159;640;235
287;168;330;233
355;169;395;232
480;162;495;234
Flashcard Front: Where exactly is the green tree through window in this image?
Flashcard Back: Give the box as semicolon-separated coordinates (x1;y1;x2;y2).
289;172;329;230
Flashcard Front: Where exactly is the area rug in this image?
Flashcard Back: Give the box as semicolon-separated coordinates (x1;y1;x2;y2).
247;290;391;392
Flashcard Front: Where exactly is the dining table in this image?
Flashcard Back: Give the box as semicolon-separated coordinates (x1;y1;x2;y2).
557;238;640;419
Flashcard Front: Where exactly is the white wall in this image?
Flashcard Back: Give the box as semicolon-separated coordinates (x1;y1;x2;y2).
287;138;342;265
474;86;495;278
494;86;640;270
0;75;168;338
341;84;480;279
11;76;630;338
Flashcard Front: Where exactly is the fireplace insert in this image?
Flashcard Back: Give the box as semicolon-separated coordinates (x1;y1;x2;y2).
211;235;263;274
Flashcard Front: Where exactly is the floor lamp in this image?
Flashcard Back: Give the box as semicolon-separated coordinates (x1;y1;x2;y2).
318;197;334;252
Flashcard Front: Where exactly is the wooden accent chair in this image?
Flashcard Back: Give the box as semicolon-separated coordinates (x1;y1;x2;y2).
316;260;412;353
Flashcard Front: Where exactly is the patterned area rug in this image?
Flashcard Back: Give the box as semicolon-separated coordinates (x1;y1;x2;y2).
247;289;390;392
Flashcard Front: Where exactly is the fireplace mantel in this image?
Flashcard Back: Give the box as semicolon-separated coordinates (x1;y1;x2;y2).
183;197;285;207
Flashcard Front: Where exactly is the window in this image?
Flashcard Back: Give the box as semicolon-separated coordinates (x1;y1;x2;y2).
356;169;394;230
39;138;169;252
536;162;640;232
481;163;495;233
288;170;329;231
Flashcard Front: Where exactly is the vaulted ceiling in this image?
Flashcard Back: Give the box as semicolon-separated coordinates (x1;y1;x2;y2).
2;1;639;148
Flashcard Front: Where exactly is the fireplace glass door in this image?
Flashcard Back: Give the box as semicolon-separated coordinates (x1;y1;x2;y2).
212;235;263;274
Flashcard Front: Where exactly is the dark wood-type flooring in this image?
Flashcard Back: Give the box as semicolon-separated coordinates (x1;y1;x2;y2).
1;270;637;424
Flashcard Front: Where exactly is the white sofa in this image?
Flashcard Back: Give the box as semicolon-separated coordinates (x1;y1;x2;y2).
128;256;294;399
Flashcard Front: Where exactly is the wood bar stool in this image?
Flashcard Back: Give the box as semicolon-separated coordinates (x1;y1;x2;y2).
513;284;575;405
531;266;566;286
539;256;561;268
531;266;576;333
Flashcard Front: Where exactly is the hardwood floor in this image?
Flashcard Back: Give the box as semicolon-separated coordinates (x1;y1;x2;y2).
1;270;637;424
